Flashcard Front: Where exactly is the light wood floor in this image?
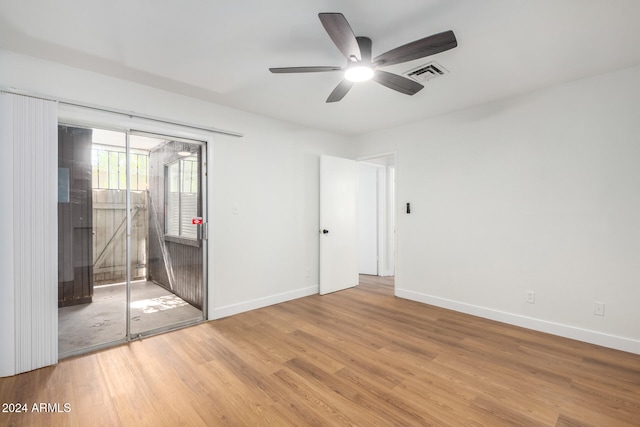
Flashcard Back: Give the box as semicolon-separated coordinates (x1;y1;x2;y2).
1;276;639;426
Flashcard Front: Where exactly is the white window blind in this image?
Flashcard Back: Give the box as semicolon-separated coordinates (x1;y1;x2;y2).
166;158;198;239
0;92;58;377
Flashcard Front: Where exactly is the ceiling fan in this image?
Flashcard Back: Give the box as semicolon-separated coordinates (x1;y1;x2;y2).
269;13;457;103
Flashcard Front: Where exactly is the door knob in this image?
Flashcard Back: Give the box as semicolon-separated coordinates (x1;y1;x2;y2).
322;229;329;234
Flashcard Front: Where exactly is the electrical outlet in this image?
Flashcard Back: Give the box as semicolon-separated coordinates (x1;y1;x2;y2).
594;302;605;316
525;291;535;304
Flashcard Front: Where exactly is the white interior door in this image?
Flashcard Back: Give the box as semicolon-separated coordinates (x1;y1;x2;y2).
319;155;359;295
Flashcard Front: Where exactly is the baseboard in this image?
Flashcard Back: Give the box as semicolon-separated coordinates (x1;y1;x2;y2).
396;288;640;355
209;285;318;320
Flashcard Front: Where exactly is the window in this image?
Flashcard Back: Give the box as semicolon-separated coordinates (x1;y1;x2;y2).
92;147;148;190
166;157;199;239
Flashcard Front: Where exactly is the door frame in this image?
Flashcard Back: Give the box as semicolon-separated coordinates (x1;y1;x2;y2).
129;129;208;340
56;109;212;358
357;152;397;279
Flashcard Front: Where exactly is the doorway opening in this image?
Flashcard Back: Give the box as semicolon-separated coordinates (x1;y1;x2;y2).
57;125;206;358
357;154;396;279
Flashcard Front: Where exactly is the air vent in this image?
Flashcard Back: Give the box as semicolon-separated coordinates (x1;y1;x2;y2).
404;61;449;83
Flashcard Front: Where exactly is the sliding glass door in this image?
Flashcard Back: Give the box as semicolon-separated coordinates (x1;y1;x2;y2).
129;132;205;338
58;125;206;358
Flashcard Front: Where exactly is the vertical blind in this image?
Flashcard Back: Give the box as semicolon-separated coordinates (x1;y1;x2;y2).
0;92;58;377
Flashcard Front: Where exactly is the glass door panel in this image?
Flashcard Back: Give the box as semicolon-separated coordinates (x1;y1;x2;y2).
129;133;204;337
58;126;206;357
58;126;128;357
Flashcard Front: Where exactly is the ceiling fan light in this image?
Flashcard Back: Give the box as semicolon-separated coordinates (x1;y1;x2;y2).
345;66;374;82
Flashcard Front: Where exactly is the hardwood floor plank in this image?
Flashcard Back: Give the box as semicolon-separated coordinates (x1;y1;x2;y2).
271;367;382;426
1;275;639;426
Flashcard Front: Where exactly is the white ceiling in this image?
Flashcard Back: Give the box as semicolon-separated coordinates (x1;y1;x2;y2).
2;0;640;136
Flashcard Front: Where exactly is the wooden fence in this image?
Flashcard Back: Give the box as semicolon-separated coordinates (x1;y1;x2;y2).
92;189;148;285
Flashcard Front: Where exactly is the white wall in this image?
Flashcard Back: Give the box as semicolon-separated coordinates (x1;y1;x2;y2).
0;48;352;322
352;64;640;354
358;163;380;275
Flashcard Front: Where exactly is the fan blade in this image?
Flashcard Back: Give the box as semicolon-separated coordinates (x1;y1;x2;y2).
319;13;361;61
270;66;342;73
326;80;355;103
373;71;424;95
373;30;457;67
357;37;372;63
